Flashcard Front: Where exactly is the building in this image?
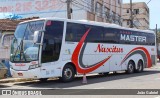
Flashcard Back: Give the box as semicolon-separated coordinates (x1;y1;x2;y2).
122;2;150;29
73;0;123;25
0;19;21;60
0;0;123;25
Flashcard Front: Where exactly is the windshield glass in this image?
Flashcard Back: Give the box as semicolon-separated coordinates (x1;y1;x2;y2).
10;20;44;62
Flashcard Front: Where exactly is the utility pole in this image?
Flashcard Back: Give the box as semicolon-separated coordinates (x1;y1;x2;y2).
130;0;133;28
67;0;72;19
156;24;158;44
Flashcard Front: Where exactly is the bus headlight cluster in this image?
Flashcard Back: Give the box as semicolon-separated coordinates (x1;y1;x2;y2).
29;64;39;70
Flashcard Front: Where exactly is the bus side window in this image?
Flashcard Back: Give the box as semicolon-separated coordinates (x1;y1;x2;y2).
104;28;117;44
42;21;64;63
66;22;86;42
148;34;155;46
66;23;76;41
86;25;104;43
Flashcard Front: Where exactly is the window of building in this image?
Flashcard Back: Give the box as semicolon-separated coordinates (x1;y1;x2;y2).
127;20;130;25
118;0;121;4
104;7;110;18
96;2;102;17
91;0;94;12
134;9;139;14
127;9;130;13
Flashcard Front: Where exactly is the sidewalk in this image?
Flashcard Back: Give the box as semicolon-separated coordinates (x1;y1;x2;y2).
0;78;33;83
152;61;160;69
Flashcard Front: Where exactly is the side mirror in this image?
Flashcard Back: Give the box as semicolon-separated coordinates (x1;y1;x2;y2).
33;31;43;44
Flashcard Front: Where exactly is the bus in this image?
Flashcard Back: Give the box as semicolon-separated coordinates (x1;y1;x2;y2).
8;18;156;82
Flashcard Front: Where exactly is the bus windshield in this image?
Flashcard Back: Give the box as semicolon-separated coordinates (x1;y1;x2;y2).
10;20;44;62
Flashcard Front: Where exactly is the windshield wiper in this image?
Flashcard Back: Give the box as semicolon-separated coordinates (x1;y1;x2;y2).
13;39;27;62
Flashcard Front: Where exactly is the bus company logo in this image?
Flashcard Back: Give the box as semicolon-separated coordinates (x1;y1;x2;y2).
120;34;146;42
15;63;25;66
31;61;37;65
95;44;123;53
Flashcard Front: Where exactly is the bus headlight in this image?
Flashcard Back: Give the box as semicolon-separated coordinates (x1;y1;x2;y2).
29;64;39;70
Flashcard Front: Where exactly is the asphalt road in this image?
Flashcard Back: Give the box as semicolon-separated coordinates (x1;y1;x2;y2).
1;62;160;98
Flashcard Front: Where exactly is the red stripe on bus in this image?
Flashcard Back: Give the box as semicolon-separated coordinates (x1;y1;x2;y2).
71;28;111;74
121;47;152;68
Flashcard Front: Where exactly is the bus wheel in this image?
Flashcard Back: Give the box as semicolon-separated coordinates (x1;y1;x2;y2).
126;61;135;74
60;64;75;82
136;60;143;73
39;78;48;82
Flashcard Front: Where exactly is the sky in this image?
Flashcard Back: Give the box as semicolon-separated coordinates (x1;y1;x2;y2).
123;0;160;29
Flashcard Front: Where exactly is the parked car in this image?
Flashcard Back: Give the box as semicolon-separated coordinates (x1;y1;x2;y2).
0;62;8;79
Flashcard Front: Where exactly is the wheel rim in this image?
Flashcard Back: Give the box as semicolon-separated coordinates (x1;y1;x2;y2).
64;68;72;79
129;64;134;72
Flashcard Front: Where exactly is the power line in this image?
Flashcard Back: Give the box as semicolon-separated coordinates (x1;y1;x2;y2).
147;0;152;4
72;0;91;11
134;15;149;30
52;3;65;17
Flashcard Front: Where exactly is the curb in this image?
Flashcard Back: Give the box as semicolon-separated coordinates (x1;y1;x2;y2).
151;65;160;69
0;78;33;83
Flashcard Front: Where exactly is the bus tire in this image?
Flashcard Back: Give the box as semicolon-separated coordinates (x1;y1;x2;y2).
60;64;75;82
126;61;135;74
136;60;144;73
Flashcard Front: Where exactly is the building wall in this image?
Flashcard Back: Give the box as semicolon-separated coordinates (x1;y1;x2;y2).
122;2;150;29
92;0;123;25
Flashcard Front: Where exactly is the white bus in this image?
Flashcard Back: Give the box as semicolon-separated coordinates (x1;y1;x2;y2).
8;18;156;82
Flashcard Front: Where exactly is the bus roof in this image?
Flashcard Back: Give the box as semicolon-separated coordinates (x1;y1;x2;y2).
19;17;155;34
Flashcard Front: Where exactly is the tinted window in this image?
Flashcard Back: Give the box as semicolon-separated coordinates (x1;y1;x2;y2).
42;21;64;63
65;22;155;46
104;28;118;43
119;30;155;46
66;23;103;43
86;25;104;43
66;23;86;42
147;34;155;45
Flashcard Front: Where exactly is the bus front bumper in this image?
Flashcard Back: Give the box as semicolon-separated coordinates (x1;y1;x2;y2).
10;68;42;79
